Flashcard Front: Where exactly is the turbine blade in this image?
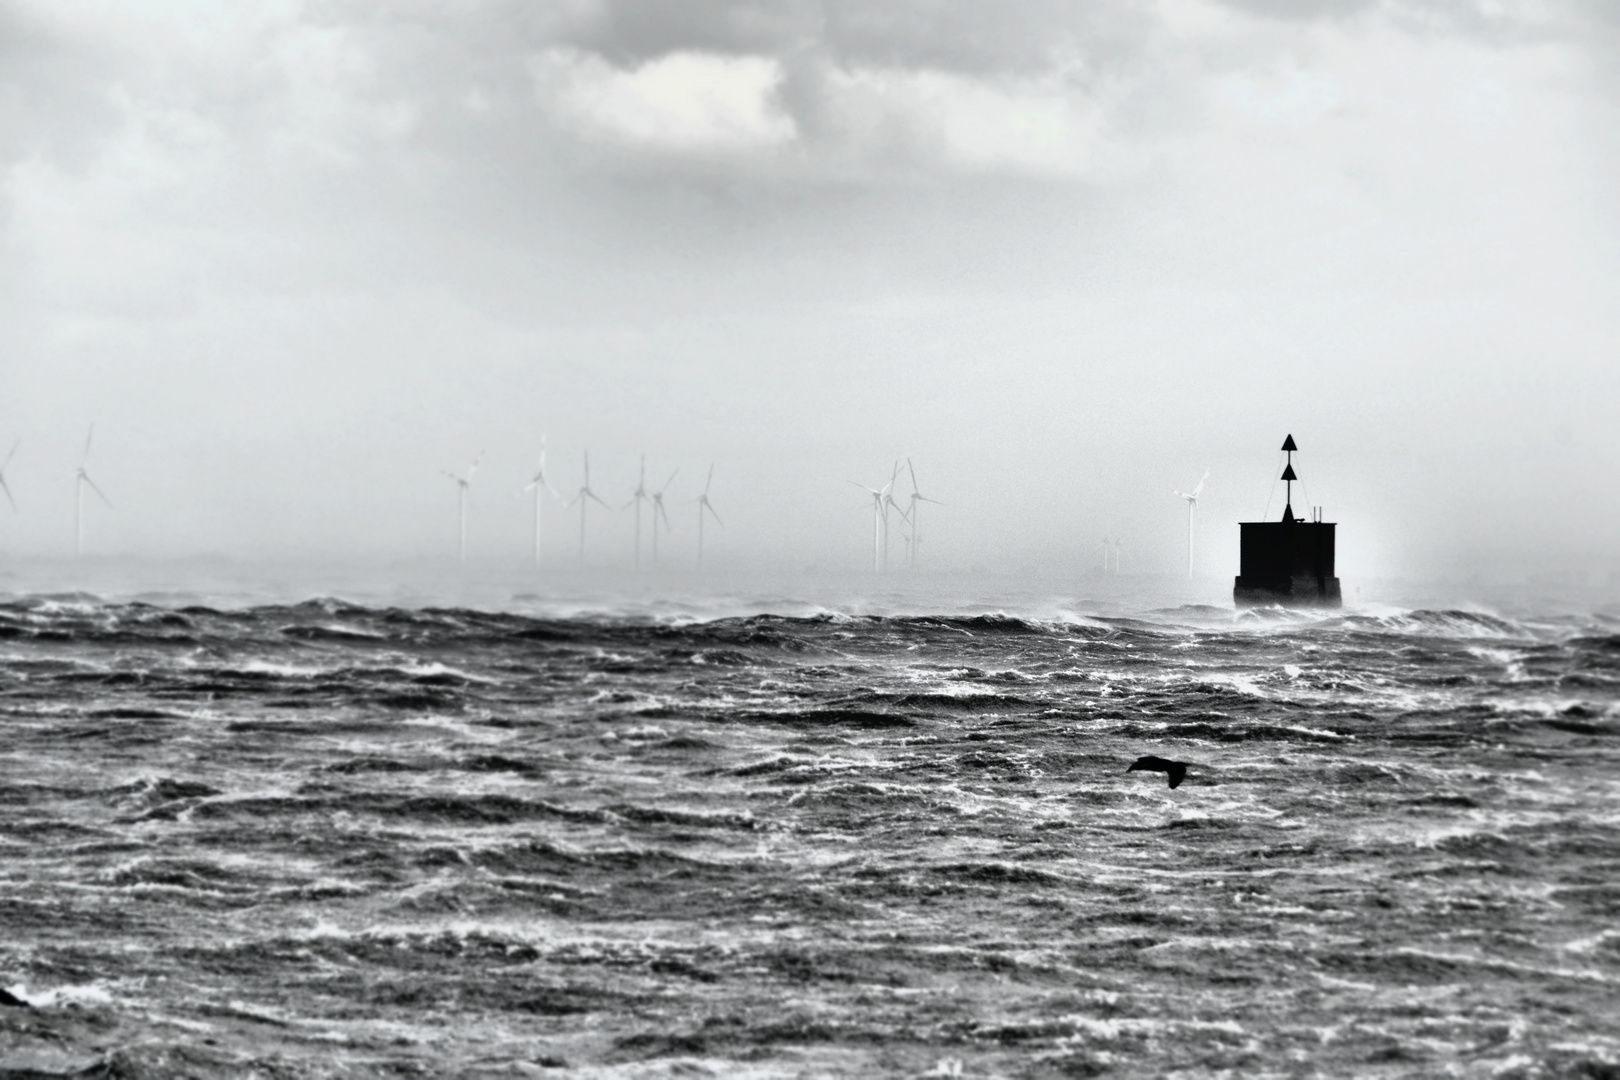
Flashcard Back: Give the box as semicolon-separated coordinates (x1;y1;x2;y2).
705;503;723;527
82;425;93;465
1;439;17;471
588;490;611;508
0;475;14;511
659;468;679;494
908;457;918;494
658;501;672;528
704;464;714;496
83;474;113;507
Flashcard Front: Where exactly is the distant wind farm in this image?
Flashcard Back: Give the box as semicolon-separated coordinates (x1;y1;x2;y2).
0;425;1258;583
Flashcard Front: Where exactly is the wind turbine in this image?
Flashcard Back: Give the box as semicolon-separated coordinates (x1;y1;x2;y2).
74;426;112;558
901;458;943;570
848;465;900;573
566;451;610;564
650;467;678;568
0;439;17;512
521;438;560;568
443;451;483;565
691;464;722;568
625;456;659;571
1172;467;1210;580
881;462;909;572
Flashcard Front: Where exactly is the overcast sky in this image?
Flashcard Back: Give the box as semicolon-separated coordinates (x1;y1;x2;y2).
2;0;1616;581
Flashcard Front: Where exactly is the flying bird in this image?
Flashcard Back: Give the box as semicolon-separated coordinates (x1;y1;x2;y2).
1127;755;1189;789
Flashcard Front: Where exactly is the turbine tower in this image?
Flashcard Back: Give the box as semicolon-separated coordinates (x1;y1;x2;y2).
691;464;722;568
566;451;610;564
1172;467;1210;580
521;437;560;568
650;467;678;568
443;451;484;565
74;426;112;558
0;439;17;512
902;458;943;570
881;462;908;572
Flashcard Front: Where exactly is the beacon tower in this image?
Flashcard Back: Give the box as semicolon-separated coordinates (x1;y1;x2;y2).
1233;435;1342;607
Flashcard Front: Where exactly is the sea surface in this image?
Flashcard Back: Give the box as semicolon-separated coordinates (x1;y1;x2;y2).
1;576;1618;1077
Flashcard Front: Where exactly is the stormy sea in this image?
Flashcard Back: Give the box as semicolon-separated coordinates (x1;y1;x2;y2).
1;572;1617;1078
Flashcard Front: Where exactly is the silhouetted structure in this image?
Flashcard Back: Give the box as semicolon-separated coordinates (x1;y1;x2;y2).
1233;435;1342;607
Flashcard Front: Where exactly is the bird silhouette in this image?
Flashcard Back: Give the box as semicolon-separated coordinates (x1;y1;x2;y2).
1127;755;1188;789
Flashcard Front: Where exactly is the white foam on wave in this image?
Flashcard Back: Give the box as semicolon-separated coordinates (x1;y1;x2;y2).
6;981;117;1007
1056;1015;1248;1042
1563;928;1620;955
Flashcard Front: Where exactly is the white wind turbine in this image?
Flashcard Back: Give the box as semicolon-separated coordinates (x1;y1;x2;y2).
882;464;908;572
74;426;112;558
0;439;17;512
566;451;610;564
650;467;678;568
521;438;560;569
689;465;722;568
625;456;664;571
443;451;484;565
901;458;942;570
1172;467;1210;580
849;464;901;573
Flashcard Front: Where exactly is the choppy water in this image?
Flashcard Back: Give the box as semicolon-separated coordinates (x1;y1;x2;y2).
1;593;1618;1077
